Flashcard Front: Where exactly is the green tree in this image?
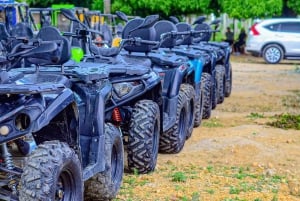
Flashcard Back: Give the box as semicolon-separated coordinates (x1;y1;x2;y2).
220;0;283;19
111;0;211;17
91;0;104;11
286;0;300;16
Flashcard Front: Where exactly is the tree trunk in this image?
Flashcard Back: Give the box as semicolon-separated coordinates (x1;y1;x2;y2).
104;0;111;14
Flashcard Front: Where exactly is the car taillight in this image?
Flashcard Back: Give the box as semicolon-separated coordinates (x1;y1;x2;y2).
251;23;260;36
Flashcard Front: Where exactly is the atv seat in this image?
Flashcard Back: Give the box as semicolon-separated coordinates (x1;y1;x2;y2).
90;45;119;57
176;23;193;46
36;26;71;65
25;26;72;88
193;23;212;42
10;23;34;39
122;18;156;53
0;23;10;41
153;20;177;49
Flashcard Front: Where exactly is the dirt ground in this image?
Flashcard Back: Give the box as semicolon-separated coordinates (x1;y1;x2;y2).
115;55;300;201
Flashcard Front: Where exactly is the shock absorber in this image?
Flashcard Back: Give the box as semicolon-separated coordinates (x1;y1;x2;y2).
112;107;122;124
1;143;17;194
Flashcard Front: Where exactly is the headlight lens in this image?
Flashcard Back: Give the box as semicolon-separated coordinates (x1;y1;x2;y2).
0;125;10;136
113;82;134;98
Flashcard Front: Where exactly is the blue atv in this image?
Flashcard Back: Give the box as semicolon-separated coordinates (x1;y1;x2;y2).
192;16;232;99
0;38;124;201
152;20;218;119
63;11;195;154
50;9;164;175
117;15;195;153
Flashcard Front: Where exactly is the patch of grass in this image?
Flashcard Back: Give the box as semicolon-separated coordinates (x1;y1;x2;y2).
207;165;214;173
267;113;300;130
282;90;300;109
206;189;215;194
294;65;300;73
202;118;223;127
271;194;278;201
223;197;247;201
191;192;200;201
247;112;264;119
171;171;187;182
229;186;241;194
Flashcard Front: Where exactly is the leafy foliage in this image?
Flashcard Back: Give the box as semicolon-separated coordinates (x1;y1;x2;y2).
286;0;300;15
25;0;292;20
221;0;283;19
267;113;300;130
111;0;210;17
91;0;104;11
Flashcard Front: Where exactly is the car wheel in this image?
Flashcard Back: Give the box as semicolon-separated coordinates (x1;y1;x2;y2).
263;44;283;64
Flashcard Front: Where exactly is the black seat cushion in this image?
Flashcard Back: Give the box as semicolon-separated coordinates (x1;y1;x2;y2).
194;23;212;42
10;23;33;39
90;45;119;57
176;23;192;45
36;26;71;64
0;23;10;41
154;20;177;48
122;18;156;53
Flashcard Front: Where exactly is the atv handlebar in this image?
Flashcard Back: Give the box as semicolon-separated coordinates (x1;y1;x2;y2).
120;37;159;51
161;29;219;40
123;37;159;46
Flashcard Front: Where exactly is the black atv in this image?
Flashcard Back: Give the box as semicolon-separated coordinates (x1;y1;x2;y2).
192;16;233;100
0;37;124;201
151;20;218;120
69;11;194;153
43;9;163;175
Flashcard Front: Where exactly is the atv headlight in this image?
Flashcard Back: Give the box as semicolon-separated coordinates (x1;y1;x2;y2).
113;82;134;98
0;125;10;136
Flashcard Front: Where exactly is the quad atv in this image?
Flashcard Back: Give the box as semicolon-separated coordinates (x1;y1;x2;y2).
116;15;198;152
47;9;163;175
0;37;124;201
67;11;195;153
152;20;217;119
192;16;233;99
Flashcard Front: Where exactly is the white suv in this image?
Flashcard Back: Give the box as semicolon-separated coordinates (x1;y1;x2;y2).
245;18;300;64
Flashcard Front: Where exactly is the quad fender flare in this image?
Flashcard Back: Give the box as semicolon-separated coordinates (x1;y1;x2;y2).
190;58;204;83
168;65;189;98
33;88;75;132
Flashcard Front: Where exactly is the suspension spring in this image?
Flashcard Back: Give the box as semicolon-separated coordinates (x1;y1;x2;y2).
0;143;17;194
112;107;122;124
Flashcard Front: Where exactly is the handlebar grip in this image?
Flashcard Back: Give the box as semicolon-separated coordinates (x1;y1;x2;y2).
63;32;76;37
139;39;159;46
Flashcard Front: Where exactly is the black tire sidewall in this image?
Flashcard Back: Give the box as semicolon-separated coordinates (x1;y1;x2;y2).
20;141;83;201
128;100;160;173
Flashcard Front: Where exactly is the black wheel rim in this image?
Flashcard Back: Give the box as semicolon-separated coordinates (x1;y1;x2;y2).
55;169;76;201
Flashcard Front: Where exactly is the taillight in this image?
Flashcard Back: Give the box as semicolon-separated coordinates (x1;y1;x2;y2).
251;23;260;36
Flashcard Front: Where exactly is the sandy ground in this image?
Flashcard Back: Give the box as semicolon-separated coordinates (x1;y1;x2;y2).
115;55;300;201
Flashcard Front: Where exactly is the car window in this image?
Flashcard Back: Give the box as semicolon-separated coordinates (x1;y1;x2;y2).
279;22;300;33
264;23;280;31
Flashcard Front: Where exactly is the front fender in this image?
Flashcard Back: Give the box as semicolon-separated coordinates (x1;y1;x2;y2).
168;64;189;98
33;88;74;131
